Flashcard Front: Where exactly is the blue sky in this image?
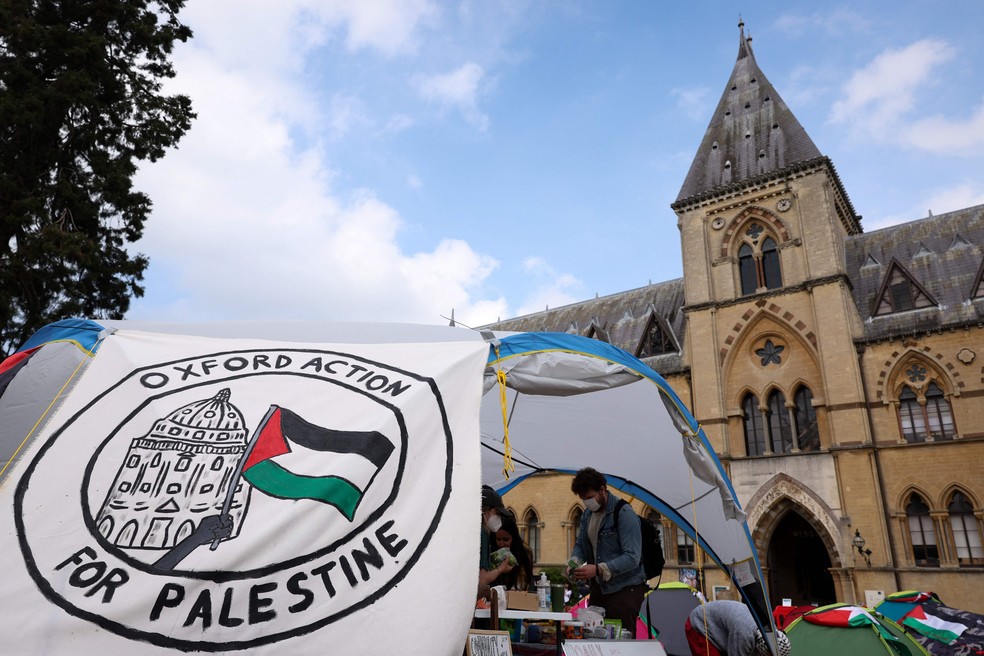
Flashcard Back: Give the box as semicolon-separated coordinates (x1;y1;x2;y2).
131;1;984;328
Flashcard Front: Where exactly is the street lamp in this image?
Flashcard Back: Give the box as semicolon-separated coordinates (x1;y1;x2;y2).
853;529;872;567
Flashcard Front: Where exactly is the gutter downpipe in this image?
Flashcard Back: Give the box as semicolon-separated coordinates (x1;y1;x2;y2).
857;344;903;592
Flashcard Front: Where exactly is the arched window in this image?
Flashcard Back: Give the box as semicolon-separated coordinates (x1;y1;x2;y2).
925;382;955;440
906;494;939;567
739;244;757;295
742;394;766;456
524;509;541;563
736;223;783;296
567;506;583;555
676;529;695;565
898;386;925;443
767;390;792;454
898;381;956;442
948;492;983;566
761;237;781;289
794;386;819;451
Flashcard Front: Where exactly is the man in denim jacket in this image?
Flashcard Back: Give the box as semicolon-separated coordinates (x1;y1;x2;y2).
569;467;647;637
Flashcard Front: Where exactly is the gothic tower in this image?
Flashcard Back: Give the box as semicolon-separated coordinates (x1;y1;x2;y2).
671;21;873;605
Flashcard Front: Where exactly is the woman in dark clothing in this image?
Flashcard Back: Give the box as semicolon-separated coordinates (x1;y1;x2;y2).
492;515;535;592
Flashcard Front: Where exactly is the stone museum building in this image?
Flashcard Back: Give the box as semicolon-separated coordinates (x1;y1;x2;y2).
484;24;984;613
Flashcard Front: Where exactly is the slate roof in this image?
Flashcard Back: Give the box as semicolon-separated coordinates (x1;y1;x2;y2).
845;204;984;341
675;24;822;203
483;278;688;375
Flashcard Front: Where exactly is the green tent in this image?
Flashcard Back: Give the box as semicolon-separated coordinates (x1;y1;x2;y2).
786;604;930;656
637;582;703;655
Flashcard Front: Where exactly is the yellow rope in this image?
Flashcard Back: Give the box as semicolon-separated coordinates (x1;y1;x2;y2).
493;347;514;479
0;347;92;481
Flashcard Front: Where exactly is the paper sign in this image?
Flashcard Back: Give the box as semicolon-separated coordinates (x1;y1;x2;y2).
563;641;667;656
466;630;513;656
732;559;755;587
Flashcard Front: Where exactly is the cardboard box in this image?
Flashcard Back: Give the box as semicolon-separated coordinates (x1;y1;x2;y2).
507;591;539;611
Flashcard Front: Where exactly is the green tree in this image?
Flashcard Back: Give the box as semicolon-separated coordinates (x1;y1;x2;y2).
0;0;194;356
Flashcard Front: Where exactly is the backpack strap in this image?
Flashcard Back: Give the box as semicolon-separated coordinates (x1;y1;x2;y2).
613;498;627;533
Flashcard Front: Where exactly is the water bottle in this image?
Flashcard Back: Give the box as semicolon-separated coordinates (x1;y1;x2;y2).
536;572;549;611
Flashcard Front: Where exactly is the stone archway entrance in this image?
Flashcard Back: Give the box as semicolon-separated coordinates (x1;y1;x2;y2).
767;510;836;607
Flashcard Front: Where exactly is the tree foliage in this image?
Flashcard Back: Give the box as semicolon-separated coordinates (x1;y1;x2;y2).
0;0;194;356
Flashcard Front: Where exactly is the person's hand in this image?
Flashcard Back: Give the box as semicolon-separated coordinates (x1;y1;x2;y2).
573;564;597;580
497;558;515;574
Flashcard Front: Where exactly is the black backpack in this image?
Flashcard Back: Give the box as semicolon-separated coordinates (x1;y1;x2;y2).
614;499;665;582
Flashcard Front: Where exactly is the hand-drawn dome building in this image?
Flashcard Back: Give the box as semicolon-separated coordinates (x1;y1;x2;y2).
96;388;252;550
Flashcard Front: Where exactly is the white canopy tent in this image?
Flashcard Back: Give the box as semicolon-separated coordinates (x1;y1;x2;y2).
477;331;774;632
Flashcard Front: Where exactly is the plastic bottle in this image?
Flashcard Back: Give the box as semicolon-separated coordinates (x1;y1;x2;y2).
536;572;549;611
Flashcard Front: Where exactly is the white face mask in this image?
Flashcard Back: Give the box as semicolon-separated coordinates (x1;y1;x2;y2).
584;496;602;512
485;513;503;533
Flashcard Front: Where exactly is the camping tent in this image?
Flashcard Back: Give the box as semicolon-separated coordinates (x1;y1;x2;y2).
637;582;704;655
786;604;930;656
0;319;775;655
875;591;943;623
875;592;984;655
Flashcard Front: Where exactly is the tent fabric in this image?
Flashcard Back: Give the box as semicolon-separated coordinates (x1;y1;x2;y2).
787;604;930;656
0;319;773;655
875;591;943;622
637;582;703;655
481;331;772;635
0;340;94;476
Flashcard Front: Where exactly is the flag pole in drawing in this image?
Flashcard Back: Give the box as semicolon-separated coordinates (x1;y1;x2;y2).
212;405;394;549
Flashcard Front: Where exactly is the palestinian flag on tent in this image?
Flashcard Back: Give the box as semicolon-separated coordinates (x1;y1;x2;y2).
804;605;879;629
800;605;916;651
902;605;968;645
240;405;395;520
887;591;942;604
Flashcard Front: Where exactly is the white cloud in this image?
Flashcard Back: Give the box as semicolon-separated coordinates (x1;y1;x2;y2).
783;64;837;110
827;39;984;152
671;86;711;121
514;257;584;317
773;9;872;36
328;93;372;139
863;182;984;231
414;62;490;130
830;38;984;153
315;0;440;57
130;0;504;326
385;113;414;133
830;39;952;126
905;98;984;154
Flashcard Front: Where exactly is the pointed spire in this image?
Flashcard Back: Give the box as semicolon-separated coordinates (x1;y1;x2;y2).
448;308;455;327
737;15;752;60
675;22;823;203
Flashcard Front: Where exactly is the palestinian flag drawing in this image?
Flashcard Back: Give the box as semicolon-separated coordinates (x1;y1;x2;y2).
237;405;395;520
902;605;967;645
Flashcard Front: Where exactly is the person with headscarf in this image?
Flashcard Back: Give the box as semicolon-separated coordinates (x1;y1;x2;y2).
686;600;791;655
